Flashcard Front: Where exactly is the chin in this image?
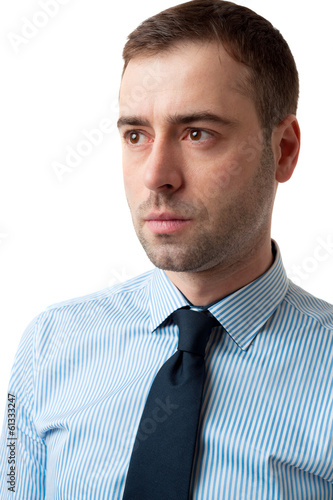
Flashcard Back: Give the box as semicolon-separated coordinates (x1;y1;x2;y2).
144;247;207;273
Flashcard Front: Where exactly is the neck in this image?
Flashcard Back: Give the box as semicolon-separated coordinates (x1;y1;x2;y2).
165;237;274;307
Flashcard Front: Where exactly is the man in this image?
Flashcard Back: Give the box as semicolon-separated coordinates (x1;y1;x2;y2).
1;0;332;498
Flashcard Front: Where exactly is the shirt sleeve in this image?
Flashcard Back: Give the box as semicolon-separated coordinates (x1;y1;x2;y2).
0;314;47;499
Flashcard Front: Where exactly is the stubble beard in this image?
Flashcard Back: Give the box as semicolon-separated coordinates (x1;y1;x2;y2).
131;142;276;273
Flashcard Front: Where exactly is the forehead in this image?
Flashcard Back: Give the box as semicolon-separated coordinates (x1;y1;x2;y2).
119;41;255;122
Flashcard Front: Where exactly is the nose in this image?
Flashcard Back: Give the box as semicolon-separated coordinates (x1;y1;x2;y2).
143;137;184;194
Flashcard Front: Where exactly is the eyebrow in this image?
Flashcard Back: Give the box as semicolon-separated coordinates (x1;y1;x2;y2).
117;111;237;129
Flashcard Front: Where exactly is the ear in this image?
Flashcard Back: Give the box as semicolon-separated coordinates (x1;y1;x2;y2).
272;115;301;183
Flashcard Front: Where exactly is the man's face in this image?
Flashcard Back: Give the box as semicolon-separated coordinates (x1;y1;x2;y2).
118;42;277;273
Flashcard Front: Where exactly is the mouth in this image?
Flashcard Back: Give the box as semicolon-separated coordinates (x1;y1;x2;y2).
144;213;192;234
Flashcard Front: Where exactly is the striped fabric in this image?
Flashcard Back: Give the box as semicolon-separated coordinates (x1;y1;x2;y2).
1;241;333;499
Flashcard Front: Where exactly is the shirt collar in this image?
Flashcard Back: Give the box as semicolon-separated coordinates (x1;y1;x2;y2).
149;265;190;332
149;240;289;351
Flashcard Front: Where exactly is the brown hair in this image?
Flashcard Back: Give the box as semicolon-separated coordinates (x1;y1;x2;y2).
122;0;299;135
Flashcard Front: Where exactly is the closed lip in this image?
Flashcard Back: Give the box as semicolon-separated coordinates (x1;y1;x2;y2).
144;213;191;221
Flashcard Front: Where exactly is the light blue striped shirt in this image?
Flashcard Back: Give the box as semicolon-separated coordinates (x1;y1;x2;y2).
1;241;333;499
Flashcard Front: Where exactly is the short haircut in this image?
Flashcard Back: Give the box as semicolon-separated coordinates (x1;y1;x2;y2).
122;0;299;136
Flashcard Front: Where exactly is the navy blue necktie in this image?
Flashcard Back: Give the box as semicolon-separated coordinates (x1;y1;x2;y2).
122;307;219;500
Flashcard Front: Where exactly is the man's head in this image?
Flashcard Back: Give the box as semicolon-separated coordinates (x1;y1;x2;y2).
118;1;300;275
121;0;299;136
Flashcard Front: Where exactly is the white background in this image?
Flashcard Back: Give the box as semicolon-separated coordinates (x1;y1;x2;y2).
0;0;332;421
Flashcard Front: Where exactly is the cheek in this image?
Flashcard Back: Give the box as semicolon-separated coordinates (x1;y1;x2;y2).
123;165;138;205
190;153;248;204
123;163;152;216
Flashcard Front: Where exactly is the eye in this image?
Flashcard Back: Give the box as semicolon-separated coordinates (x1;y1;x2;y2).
129;132;142;144
124;131;147;146
188;129;212;142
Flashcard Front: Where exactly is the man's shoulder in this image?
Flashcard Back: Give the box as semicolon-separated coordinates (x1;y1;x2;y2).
285;279;333;331
16;269;157;354
43;268;155;316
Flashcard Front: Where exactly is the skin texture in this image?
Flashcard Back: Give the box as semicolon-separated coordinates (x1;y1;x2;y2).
118;41;300;306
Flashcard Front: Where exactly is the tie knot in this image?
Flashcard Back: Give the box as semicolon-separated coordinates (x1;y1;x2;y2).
172;308;220;357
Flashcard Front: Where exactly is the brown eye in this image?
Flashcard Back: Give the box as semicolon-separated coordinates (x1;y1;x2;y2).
190;130;202;141
129;132;140;144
